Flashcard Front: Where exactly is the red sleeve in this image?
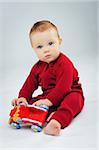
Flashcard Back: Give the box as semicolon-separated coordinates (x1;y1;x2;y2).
18;64;38;101
46;60;73;106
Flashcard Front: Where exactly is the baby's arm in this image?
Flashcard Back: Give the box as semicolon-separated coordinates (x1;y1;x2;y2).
46;60;74;107
18;64;39;102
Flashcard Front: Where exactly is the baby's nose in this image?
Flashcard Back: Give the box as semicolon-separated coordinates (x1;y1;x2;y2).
44;50;50;53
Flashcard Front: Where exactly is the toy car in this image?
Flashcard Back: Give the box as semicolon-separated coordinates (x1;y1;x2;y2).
9;104;49;132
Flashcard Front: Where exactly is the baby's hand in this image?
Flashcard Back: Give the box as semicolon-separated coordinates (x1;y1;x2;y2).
11;97;28;106
33;99;53;107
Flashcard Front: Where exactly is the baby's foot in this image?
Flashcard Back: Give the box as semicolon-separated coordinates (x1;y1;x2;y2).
44;119;61;136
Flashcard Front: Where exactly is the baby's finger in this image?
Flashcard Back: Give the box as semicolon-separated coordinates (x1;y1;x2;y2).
11;99;17;106
32;101;40;106
32;102;37;106
24;100;28;105
16;100;22;106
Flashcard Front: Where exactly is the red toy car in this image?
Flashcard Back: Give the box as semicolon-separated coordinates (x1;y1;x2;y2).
9;104;49;132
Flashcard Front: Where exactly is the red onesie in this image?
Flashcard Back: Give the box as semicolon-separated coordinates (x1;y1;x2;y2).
18;52;84;128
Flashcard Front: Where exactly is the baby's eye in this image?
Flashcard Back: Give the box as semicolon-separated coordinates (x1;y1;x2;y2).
37;45;43;49
48;42;54;46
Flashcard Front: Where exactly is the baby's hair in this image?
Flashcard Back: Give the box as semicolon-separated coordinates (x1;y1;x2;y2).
29;20;61;40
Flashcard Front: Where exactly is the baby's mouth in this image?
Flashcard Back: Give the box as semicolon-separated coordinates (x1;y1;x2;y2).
45;54;51;58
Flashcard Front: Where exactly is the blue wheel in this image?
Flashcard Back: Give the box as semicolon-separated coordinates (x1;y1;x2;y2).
10;122;21;129
31;125;42;132
16;118;23;124
40;105;49;110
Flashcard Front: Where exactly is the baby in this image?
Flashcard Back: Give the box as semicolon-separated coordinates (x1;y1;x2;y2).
11;20;84;136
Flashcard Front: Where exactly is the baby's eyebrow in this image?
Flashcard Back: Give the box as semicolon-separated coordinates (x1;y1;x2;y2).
48;39;55;42
35;43;43;47
37;44;43;46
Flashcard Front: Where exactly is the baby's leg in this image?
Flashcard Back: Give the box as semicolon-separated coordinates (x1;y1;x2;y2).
44;92;84;136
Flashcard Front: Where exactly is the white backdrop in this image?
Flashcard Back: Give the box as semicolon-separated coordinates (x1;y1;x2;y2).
0;1;98;150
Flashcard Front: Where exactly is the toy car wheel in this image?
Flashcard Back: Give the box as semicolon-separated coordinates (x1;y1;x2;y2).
10;122;21;129
31;125;42;132
16;118;23;124
40;104;49;110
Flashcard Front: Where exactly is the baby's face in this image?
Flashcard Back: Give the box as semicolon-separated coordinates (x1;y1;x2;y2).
30;28;61;63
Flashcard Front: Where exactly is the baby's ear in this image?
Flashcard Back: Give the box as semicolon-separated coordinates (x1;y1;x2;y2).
59;38;62;45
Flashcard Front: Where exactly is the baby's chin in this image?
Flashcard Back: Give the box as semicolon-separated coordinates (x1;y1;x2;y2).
40;52;60;63
42;57;56;63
